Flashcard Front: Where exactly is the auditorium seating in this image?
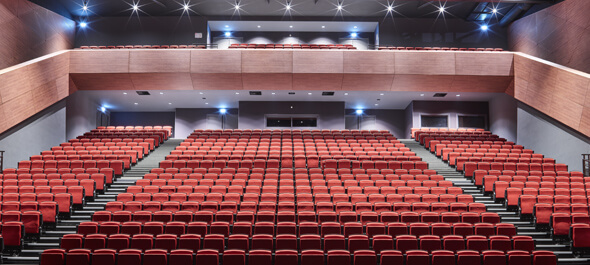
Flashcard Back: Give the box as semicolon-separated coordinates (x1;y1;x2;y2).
0;126;171;251
39;129;556;265
78;45;206;49
378;46;504;52
228;43;357;49
412;128;585;254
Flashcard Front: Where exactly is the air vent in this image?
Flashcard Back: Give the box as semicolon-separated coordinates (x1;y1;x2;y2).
433;93;447;98
322;92;335;96
249;91;262;95
288;92;296;95
136;91;151;96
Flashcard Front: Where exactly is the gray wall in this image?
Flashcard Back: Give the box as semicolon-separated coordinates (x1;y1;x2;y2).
0;101;66;169
345;109;406;138
75;16;208;47
239;101;345;130
110;112;175;136
378;18;508;49
175;108;238;138
489;94;518;143
403;102;414;139
411;101;489;130
66;92;101;140
517;103;590;172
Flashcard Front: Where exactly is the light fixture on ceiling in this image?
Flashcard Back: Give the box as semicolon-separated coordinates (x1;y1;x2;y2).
133;4;139;11
337;5;342;10
353;26;357;29
199;92;204;94
257;25;261;28
123;92;128;95
308;92;312;95
183;4;189;11
344;93;349;95
160;92;164;95
205;102;209;104
100;107;106;112
168;103;172;105
438;6;445;13
420;94;424;96
321;25;325;28
387;5;393;12
79;22;88;28
289;25;293;28
492;8;498;14
380;93;384;96
134;102;138;105
456;94;461;97
480;25;488;31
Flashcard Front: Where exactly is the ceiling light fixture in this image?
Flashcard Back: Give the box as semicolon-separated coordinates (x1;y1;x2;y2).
344;93;349;95
387;5;393;12
257;25;261;28
133;4;139;11
80;22;87;28
289;25;293;28
480;25;488;31
321;25;325;28
286;4;291;10
134;102;138;105
438;6;445;13
337;5;342;10
492;8;498;14
83;5;88;11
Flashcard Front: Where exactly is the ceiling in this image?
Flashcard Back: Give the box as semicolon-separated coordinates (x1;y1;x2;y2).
82;90;505;112
45;0;552;20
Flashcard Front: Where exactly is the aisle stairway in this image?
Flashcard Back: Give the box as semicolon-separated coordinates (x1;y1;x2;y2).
3;139;183;264
400;139;590;265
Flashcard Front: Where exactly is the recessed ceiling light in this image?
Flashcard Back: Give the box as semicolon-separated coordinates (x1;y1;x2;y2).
344;93;348;95
289;25;293;28
80;22;87;28
456;94;461;97
308;92;312;95
234;4;240;10
354;26;357;29
132;4;139;11
375;104;379;106
439;6;445;13
205;102;209;104
272;92;276;95
337;5;342;10
168;103;172;105
83;5;88;11
183;4;189;11
420;94;424;96
387;5;393;12
225;25;229;28
123;92;128;95
286;4;291;10
235;92;240;95
380;93;384;96
492;8;498;14
199;92;204;94
134;102;138;105
160;92;164;95
257;25;261;28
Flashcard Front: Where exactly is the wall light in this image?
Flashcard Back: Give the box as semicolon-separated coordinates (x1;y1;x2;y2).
220;108;227;114
356;109;363;115
80;22;88;28
492;8;498;14
225;32;231;37
480;25;489;31
100;107;106;113
351;32;358;38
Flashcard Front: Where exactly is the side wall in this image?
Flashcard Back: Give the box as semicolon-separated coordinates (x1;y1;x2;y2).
0;0;75;70
66;92;101;140
0;101;66;169
488;93;518;143
212;31;374;49
344;109;406;138
75;16;209;47
238;101;345;130
517;103;590;172
379;18;508;49
411;101;490;130
508;0;590;73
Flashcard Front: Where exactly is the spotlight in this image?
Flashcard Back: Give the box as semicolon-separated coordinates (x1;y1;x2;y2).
134;102;138;105
234;4;240;10
133;4;139;11
308;92;312;95
183;4;189;11
344;93;348;95
321;25;325;28
80;22;87;28
355;109;363;115
257;25;261;28
420;94;424;96
480;25;489;31
220;108;227;114
289;25;293;28
438;6;445;13
100;107;106;112
492;8;498;14
286;4;291;10
351;32;358;38
337;5;342;10
225;32;231;37
387;5;393;12
353;26;357;29
225;25;229;28
456;94;461;97
83;5;88;11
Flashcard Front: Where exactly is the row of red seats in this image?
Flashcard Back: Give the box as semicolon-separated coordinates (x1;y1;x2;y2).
520;196;590;216
139;173;445;182
148;166;436;175
463;162;566;177
431;141;521;152
61;139;155;152
34;151;143;163
474;170;582;186
56;233;534;255
0;201;58;223
97;125;171;131
90;210;499;225
378;47;504;52
493;180;590;199
79;45;206;49
42;248;556;265
1;186;82;205
229;43;356;50
158;159;427;170
1;168;114;184
193;129;391;133
0;174;106;191
533;203;590;226
74;135;163;145
438;147;530;159
76;221;515;238
104;199;483;213
133;178;451;188
16;160;124;175
450;156;550;168
0;211;42;236
0;179;97;197
180;140;401;146
420;137;504;148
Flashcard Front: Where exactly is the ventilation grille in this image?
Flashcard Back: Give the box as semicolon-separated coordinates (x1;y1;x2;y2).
136;91;151;95
433;93;447;98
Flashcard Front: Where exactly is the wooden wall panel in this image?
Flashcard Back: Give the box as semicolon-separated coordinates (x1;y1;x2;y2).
508;0;590;74
191;73;243;90
395;52;456;75
242;50;293;73
70;50;130;73
455;52;514;76
129;73;193;90
191;50;242;73
292;74;343;91
293;51;343;74
0;0;74;70
241;74;293;90
69;74;136;91
129;50;191;73
391;75;455;91
341;74;394;91
343;51;395;74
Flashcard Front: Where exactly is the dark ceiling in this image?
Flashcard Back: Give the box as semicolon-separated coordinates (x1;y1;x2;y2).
33;0;556;21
